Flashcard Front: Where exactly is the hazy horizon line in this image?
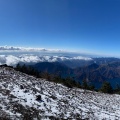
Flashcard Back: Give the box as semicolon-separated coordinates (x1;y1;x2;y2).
0;45;119;58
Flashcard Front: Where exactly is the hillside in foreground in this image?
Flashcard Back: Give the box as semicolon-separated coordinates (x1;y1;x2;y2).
0;66;120;120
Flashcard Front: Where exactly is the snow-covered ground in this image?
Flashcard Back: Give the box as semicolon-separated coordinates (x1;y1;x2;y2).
0;66;120;120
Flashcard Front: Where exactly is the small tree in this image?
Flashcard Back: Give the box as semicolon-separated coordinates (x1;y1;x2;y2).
89;84;95;90
82;79;88;89
16;63;21;70
100;81;113;93
114;84;120;94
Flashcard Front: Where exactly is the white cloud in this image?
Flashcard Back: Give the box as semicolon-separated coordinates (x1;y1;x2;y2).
19;54;40;63
0;46;66;53
6;55;20;66
0;46;93;66
72;56;92;60
0;54;92;66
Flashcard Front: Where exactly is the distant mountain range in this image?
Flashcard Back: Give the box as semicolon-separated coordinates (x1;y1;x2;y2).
74;62;120;82
32;60;120;86
33;62;73;77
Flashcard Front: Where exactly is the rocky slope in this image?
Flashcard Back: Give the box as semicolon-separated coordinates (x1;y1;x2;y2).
0;66;120;120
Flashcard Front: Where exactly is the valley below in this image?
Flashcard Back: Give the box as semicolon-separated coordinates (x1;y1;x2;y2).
31;60;120;89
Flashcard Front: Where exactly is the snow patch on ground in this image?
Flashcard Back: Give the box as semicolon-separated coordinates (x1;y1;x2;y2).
0;67;120;119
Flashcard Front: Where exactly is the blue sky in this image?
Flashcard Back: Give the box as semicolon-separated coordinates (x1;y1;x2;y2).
0;0;120;56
